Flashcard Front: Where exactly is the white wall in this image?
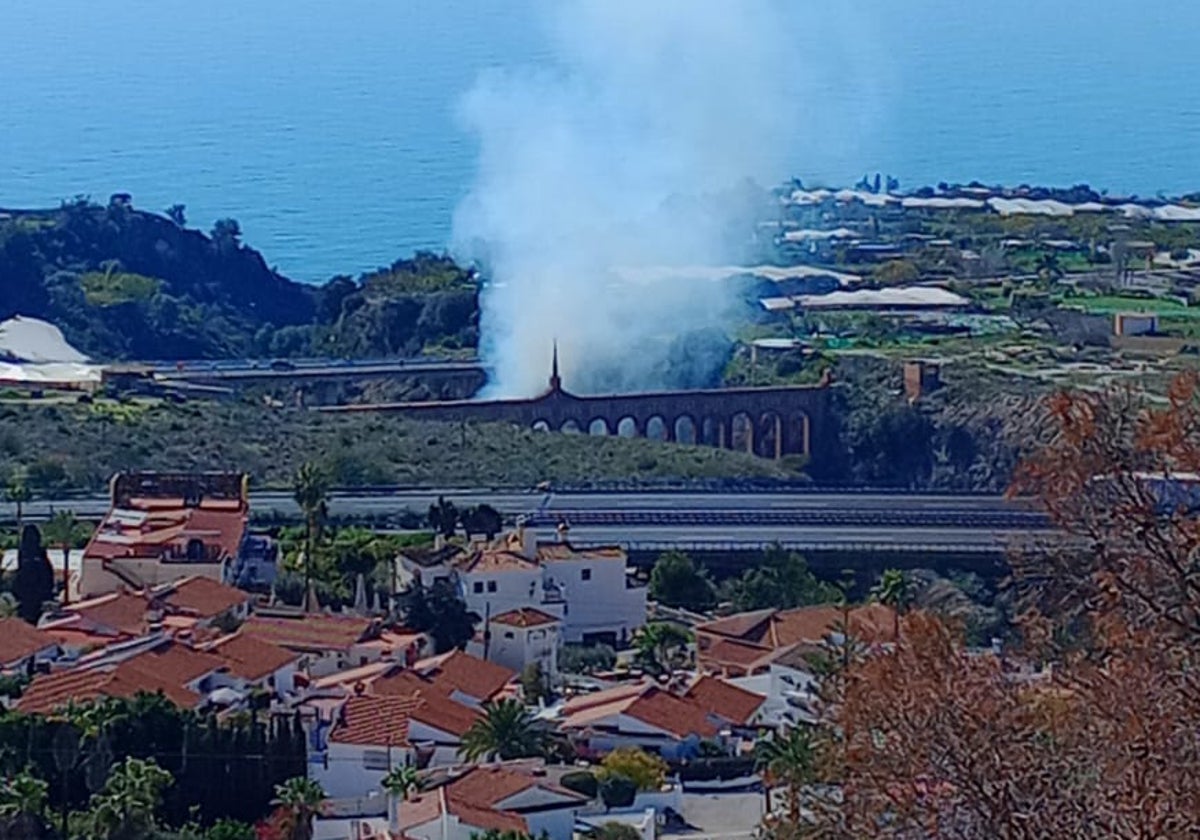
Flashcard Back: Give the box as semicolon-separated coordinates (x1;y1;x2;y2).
542;558;645;644
312;742;416;799
483;623;561;679
78;558;225;598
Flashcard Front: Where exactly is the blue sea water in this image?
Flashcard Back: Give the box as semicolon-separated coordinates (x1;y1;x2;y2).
2;0;1200;282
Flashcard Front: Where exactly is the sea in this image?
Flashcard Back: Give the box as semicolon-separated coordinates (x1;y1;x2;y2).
2;0;1200;283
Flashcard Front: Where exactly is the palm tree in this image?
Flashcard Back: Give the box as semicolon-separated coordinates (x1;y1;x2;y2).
272;777;326;840
292;462;329;612
42;509;89;605
459;698;547;762
5;468;30;531
81;757;173;840
633;622;692;675
755;727;817;827
871;568;911;641
0;769;50;838
381;765;422;800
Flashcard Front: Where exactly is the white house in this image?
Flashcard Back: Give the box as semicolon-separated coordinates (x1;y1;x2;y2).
204;631;301;696
468;608;561;681
727;645;821;728
556;681;720;760
390;764;588;840
313;693;482;799
399;530;646;647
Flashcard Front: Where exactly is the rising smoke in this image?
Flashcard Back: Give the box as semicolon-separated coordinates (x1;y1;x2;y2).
453;0;873;397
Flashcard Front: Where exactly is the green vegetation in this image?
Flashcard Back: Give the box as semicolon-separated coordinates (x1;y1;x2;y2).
459;698;548;762
648;550;717;612
720;544;841;611
0;399;789;494
79;269;162;306
0;200;476;360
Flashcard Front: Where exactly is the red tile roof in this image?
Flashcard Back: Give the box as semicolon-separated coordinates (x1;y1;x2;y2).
459;549;538;575
328;694;422;746
158;576;251;619
490;608;560;629
132;641;227;686
695;609;776;644
0;618;59;667
684;676;766;726
68;591;152;635
411;696;481;737
535;544;626;563
17;658;202;714
444;764;582;830
625;687;719;739
418;650;515;702
241;615;378;653
84;495;247;565
206;632;298;682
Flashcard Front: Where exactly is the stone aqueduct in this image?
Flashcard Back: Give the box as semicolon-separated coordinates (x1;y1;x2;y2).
331;360;832;463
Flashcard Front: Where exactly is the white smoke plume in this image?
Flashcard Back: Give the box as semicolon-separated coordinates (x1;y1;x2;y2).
453;0;874;397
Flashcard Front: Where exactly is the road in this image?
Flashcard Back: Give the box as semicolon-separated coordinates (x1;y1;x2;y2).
150;358;486;382
4;488;1051;554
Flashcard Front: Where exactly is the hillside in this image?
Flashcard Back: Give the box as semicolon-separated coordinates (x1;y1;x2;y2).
0;398;790;494
0;195;477;360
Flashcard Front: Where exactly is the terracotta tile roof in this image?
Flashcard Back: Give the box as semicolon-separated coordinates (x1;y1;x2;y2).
84;494;247;565
625;687;719;739
459;549;538;575
698;604;897;660
313;661;404;691
699;637;779;675
17;657;203;714
373;669;447;699
695;609;776;644
130;641;228;686
446;799;528;835
684;676;766;726
68;591;151;635
490;608;560;629
393;791;445;831
559;681;717;739
157;576;251;619
206;632;298;681
411;696;481;738
0;618;59;666
40;625;126;654
535;544;626;563
445;764;542;807
241;615;378;653
328;694;422;746
417;650;515;702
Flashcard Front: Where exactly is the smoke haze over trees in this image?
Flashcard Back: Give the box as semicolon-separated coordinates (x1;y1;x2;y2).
452;0;878;397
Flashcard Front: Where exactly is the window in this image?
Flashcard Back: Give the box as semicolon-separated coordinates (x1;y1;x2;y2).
504;631;514;639
473;582;484;594
487;580;498;593
581;568;592;581
362;750;390;771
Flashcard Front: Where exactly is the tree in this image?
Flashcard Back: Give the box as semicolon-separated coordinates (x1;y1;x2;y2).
164;204;187;227
588;823;641;840
632;622;692;675
291;462;329;613
754;727;818;831
598;748;667;792
78;756;173;840
381;766;421;800
820;376;1200;837
0;768;50;839
400;579;475;653
459;698;547;762
210;218;242;251
648;551;716;612
460;504;503;541
721;545;839;612
5;468;30;530
520;662;550;706
42;509;89;605
270;777;325;840
871;568;911;640
12;525;54;624
427;496;458;539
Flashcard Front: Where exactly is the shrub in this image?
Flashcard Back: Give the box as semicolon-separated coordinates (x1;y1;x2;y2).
598;775;637;809
560;770;599;799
